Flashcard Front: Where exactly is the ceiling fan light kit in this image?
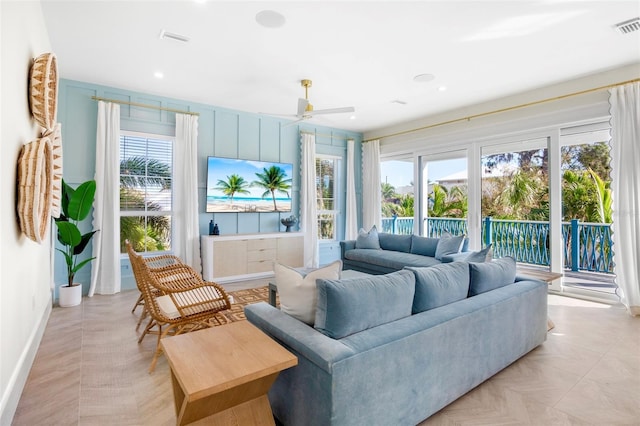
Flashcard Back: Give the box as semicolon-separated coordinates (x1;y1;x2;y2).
267;79;355;127
296;78;355;118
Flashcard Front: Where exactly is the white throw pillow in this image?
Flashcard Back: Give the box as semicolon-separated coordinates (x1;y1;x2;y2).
274;260;342;325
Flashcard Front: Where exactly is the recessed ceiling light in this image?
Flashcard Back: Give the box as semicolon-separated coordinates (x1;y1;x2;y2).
154;71;164;79
256;10;286;28
438;86;447;92
413;73;435;83
350;115;356;120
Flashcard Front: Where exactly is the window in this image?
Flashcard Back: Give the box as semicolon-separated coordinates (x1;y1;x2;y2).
316;156;338;240
119;132;173;253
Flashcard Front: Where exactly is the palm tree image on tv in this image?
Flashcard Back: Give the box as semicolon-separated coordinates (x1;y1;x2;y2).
252;165;292;212
206;157;293;213
215;174;250;207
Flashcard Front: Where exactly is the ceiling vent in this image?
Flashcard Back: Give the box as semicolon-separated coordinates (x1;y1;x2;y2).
615;17;640;34
159;30;190;43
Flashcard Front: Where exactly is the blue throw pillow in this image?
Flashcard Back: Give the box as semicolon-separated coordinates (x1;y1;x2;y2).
355;225;381;249
405;262;470;313
468;256;517;296
410;235;439;257
465;244;493;263
314;270;415;339
378;233;412;252
434;232;465;261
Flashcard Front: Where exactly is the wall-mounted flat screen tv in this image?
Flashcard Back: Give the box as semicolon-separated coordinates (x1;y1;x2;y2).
206;156;293;213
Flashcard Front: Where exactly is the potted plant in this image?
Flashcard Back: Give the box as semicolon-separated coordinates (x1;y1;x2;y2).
54;179;98;307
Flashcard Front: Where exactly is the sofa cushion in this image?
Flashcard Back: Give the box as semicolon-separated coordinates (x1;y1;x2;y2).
274;260;342;325
405;262;470;313
410;235;439;257
378;233;412;253
344;249;441;270
466;244;493;263
355;225;381;249
434;232;465;260
468;256;517;296
314;270;415;339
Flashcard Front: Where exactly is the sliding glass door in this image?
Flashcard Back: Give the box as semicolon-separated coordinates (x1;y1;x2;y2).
560;123;616;297
380;156;415;234
418;151;468;238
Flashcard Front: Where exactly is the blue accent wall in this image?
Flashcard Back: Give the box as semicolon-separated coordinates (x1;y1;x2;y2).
56;79;363;293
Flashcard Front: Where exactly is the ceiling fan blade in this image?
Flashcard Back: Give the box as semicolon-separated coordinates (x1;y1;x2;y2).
310;106;355;116
260;112;297;118
282;117;307;128
297;98;309;117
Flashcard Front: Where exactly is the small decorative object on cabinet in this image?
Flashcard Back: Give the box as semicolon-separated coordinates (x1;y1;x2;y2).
54;179;98;307
280;215;298;232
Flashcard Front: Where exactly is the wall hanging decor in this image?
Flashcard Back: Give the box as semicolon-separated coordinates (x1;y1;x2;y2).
43;123;63;218
29;52;58;131
17;137;53;243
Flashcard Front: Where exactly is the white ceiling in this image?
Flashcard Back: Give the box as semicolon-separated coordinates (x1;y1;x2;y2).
40;1;640;133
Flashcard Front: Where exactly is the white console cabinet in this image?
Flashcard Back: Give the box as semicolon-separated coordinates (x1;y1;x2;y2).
201;233;304;283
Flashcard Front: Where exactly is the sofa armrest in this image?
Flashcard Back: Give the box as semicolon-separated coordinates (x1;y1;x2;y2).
245;302;355;373
340;240;356;259
440;251;472;263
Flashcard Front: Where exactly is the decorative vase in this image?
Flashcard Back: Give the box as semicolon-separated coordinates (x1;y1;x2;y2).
59;283;82;307
281;216;298;232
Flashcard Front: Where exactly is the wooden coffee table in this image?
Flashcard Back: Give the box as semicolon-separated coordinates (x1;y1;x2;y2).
161;321;297;425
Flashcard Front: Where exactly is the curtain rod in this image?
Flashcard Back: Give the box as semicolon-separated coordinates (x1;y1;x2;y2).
363;78;640;143
300;130;354;141
91;96;200;116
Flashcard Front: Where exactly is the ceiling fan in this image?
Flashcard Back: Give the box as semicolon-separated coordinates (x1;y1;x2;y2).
280;79;355;126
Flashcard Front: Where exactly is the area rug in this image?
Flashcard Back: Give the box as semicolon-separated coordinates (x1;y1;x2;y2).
219;286;277;323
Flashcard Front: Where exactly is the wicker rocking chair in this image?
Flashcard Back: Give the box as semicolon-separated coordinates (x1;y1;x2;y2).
130;248;184;336
126;242;232;372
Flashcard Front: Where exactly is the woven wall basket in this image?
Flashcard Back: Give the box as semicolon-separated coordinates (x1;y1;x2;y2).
17;137;53;243
29;52;58;131
43;123;63;218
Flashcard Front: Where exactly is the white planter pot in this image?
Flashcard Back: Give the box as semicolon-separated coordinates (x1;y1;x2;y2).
59;283;82;307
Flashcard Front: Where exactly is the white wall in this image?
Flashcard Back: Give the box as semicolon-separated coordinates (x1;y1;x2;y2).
0;1;54;423
366;63;640;152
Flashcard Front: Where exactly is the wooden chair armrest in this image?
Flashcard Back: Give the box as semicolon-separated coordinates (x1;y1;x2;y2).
150;265;206;292
143;254;183;269
168;282;232;317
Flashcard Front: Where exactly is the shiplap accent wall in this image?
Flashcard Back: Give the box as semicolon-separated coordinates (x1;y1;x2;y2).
57;79;363;291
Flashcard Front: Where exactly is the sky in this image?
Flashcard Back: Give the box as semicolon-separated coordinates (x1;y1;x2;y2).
381;158;467;188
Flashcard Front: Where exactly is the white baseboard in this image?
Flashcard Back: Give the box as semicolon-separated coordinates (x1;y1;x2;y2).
0;293;52;426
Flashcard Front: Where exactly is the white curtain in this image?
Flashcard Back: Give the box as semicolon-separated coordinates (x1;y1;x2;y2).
362;139;381;231
90;101;121;296
173;114;202;274
609;82;640;316
345;139;358;240
301;132;319;268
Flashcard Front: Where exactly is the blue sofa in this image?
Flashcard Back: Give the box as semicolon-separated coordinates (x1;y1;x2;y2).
245;260;548;425
340;233;470;275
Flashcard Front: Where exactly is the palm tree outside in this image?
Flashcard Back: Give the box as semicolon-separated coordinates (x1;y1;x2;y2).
252;166;292;211
120;156;172;252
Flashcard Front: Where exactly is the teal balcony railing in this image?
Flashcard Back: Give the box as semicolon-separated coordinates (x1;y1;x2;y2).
380;215;415;235
380;216;614;274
